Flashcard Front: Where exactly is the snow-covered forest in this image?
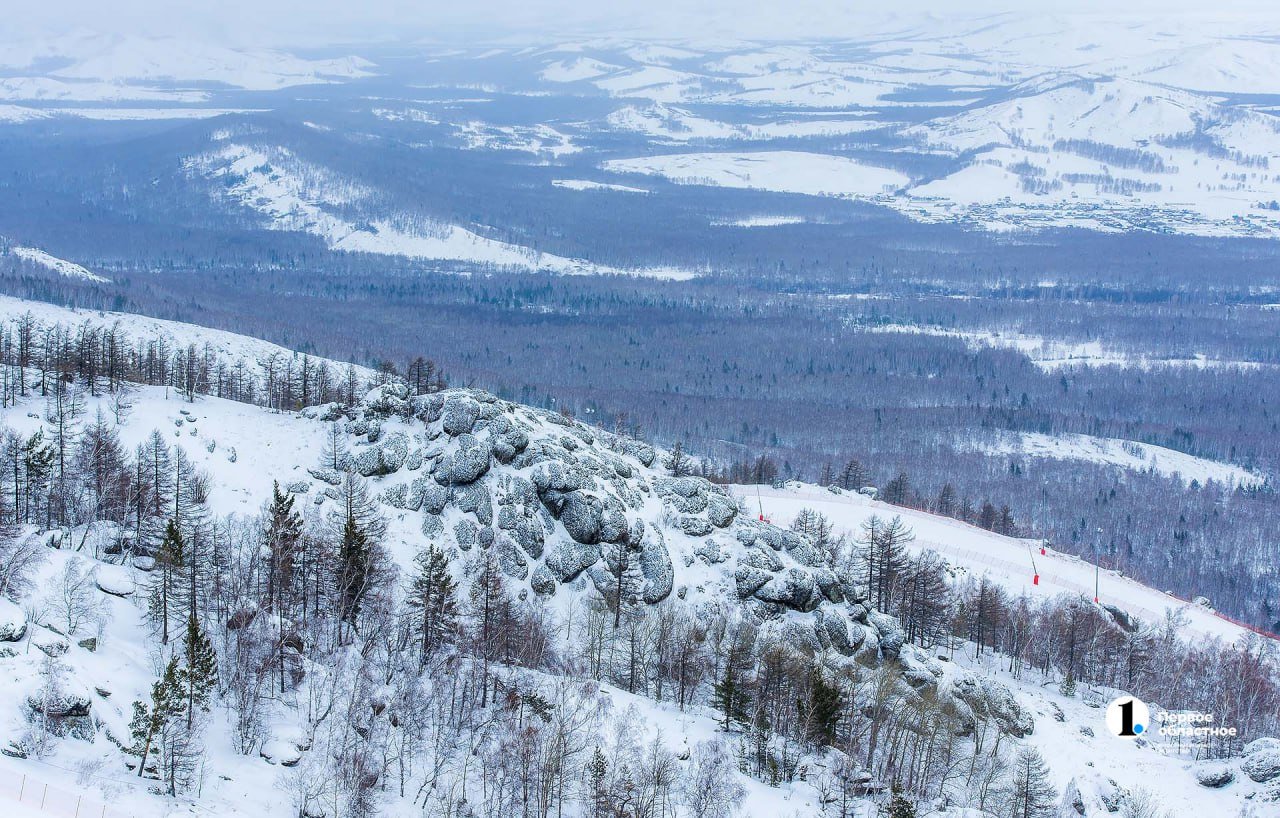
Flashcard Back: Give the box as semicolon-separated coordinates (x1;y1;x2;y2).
0;303;1275;818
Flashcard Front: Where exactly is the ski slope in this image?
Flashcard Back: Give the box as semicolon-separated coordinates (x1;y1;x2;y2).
742;483;1267;646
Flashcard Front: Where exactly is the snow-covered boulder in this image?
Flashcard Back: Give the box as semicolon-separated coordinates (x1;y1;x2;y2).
638;529;674;603
754;567;820;612
95;564;135;598
1196;765;1235;788
544;540;600;583
868;611;905;659
1243;749;1280;783
1246;737;1280;756
441;394;481;436
434;435;491;485
260;739;303;766
0;597;26;641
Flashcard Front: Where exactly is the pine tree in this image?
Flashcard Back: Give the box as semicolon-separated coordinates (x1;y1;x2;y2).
587;745;609;818
802;666;842;747
1007;747;1057;818
263;481;303;613
132;657;183;779
1059;672;1077;698
711;653;752;731
887;782;917;818
149;519;186;644
667;441;692;477
405;546;458;663
338;513;370;625
180;614;218;729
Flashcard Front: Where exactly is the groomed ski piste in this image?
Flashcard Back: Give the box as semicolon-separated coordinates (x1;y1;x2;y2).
745;484;1273;647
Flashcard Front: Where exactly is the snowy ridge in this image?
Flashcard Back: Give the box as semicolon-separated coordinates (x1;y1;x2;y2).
5;246;110;283
188;142;692;278
0;295;375;388
0;299;1272;817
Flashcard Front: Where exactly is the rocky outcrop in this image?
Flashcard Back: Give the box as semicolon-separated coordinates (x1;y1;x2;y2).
1244;749;1280;783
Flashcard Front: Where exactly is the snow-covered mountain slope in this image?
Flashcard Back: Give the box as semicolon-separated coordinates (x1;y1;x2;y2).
0;304;1272;818
3;247;109;283
0;295;375;389
748;484;1261;645
186;141;691;278
0;32;373;93
512;17;1280;238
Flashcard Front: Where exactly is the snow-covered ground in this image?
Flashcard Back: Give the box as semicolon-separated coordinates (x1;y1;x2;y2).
0;379;1266;818
860;322;1276;372
964;431;1265;489
741;484;1262;647
187;142;695;279
6;247;109;283
603;151;908;198
552;178;650;193
0;295;375;387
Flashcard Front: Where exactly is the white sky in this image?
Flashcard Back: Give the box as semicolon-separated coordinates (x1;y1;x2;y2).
7;0;1280;46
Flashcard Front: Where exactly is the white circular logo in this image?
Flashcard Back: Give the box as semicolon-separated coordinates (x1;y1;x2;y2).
1105;696;1151;740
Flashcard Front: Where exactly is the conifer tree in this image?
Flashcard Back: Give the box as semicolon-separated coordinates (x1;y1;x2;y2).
132;657;183;780
405;545;458;663
263;481;303;613
711;655;752;731
1007;747;1057;818
149;519;186;644
887;782;917;818
802;666;843;747
180;613;218;729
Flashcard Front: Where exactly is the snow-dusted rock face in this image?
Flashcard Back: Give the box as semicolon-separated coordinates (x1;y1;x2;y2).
1243;748;1280;783
301;385;1034;736
1196;765;1235;788
0;597;26;642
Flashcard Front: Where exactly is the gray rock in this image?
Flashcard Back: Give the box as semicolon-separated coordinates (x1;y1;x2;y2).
559;493;604;545
693;539;725;564
310;466;340;489
455;483;493;525
27;692;91;719
739;546;782;573
454;520;478;551
868;612;905;659
544;540;600;583
754;568;819;612
706;494;737;528
1244;750;1280;783
735;566;773;598
420;514;443;538
1196;766;1234;788
441;395;481;436
419;479;448;514
638;531;674;603
677;515;714;537
434;435;490;485
530;564;557;595
354;432;409;476
811;567;843;602
1247;738;1280;756
495;535;529;580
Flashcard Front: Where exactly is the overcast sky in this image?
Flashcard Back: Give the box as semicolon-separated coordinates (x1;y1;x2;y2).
9;0;1280;46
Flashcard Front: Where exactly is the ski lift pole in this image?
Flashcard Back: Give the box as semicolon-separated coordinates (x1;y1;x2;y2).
1028;545;1040;586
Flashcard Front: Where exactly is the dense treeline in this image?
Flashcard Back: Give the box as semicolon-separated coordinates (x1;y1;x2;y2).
1;352;1276;817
